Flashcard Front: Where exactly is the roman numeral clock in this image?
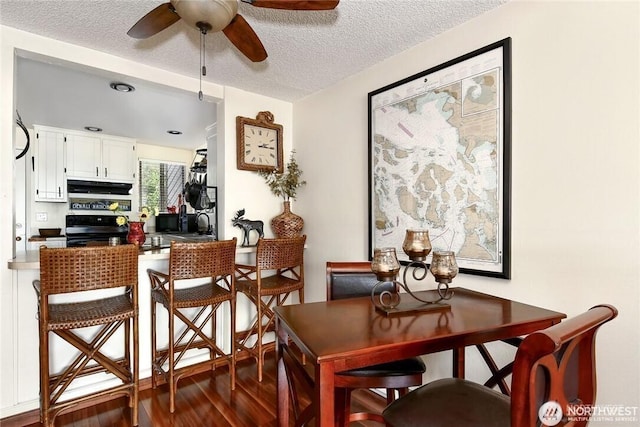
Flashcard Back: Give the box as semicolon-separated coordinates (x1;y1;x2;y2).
236;111;283;173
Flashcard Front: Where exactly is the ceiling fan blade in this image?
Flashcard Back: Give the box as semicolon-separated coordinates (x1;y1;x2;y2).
127;3;181;39
241;0;339;10
222;14;268;62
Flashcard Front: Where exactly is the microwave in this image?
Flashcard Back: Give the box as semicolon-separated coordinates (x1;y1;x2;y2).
156;213;197;233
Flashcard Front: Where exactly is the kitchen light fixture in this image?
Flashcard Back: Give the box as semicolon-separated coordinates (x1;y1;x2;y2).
109;82;135;92
167;130;182;135
84;126;102;132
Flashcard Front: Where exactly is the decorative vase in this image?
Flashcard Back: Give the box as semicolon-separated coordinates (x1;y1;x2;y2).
271;200;304;238
127;221;146;246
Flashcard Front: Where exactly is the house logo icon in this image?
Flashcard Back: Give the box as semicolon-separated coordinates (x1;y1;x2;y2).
538;401;563;426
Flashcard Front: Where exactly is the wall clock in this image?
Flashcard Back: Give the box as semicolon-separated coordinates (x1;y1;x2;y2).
236;111;283;173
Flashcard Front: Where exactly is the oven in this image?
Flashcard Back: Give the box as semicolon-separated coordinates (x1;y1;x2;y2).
65;215;128;247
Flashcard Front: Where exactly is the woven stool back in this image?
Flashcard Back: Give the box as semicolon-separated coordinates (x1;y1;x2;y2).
168;240;237;280
256;235;306;271
39;245;138;295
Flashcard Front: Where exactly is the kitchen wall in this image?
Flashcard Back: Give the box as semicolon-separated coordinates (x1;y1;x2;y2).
294;0;640;421
18;137;197;248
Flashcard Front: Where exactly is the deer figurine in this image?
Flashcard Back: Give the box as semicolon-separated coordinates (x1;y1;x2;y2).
232;209;264;246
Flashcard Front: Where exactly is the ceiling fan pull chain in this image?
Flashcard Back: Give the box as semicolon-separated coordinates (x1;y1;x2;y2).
198;26;207;101
202;35;207;77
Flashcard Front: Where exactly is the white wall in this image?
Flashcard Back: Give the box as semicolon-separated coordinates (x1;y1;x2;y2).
219;86;294;242
294;0;640;420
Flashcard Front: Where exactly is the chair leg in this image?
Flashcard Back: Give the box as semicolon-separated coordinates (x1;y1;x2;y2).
169;307;176;413
257;296;264;382
211;308;217;372
132;308;139;426
39;326;50;426
298;288;306;366
396;387;410;399
151;297;157;390
341;388;352;427
229;298;236;391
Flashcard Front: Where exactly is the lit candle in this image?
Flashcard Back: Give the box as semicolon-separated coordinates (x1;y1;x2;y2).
402;229;432;261
372;247;400;281
430;251;458;283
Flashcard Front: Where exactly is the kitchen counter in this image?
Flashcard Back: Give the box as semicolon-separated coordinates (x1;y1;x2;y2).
8;239;257;270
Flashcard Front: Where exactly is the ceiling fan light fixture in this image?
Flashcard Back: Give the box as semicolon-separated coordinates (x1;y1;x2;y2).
110;82;136;93
172;0;237;32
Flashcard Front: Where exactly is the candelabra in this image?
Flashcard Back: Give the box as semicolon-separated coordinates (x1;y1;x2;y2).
371;229;458;316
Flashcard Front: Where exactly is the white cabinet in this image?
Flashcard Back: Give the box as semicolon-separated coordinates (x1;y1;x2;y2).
33;126;66;202
102;137;137;182
65;133;101;179
67;133;136;182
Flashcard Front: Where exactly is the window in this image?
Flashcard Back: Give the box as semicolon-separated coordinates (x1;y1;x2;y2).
139;159;186;210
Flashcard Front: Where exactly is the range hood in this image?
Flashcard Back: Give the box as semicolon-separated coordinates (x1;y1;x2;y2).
67;179;133;195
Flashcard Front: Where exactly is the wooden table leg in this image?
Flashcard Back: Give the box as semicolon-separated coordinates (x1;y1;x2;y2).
316;362;336;427
276;324;290;427
452;347;465;378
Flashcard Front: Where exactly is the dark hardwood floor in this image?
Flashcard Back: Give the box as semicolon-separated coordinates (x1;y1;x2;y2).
3;354;385;427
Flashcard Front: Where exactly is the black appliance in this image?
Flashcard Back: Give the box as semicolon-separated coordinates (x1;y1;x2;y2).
65;215;128;247
67;180;133;195
155;213;198;233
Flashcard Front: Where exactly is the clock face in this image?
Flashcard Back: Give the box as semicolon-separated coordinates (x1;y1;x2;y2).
243;124;278;167
236;113;283;173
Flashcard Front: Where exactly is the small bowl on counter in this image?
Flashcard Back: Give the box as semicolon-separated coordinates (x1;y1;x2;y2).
38;228;62;237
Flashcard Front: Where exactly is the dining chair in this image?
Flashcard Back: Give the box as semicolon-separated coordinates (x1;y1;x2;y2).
147;238;237;413
235;235;306;382
326;261;427;426
382;304;618;427
34;244;139;427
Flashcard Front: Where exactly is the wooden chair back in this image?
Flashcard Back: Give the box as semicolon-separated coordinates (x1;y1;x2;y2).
326;261;395;301
511;304;618;427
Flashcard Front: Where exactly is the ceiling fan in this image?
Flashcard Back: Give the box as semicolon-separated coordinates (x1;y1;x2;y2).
128;0;340;62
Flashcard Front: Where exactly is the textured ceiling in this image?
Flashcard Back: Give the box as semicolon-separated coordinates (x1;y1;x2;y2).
1;0;507;148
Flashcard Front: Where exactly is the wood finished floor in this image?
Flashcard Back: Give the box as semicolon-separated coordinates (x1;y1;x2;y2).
5;354;385;427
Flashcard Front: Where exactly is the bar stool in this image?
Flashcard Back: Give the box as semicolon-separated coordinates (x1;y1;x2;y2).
34;244;139;427
235;235;306;382
147;238;237;413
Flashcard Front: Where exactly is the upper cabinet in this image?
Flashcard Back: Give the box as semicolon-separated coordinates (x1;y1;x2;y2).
66;133;136;182
65;133;101;180
101;137;137;182
33;126;66;202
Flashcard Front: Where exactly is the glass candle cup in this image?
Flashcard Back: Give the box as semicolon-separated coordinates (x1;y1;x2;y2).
371;247;401;281
402;229;432;261
429;251;458;283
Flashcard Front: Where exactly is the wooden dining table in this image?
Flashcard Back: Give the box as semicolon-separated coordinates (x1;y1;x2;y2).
274;287;566;427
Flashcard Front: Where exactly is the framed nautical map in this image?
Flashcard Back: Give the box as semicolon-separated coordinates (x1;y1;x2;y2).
368;38;512;279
